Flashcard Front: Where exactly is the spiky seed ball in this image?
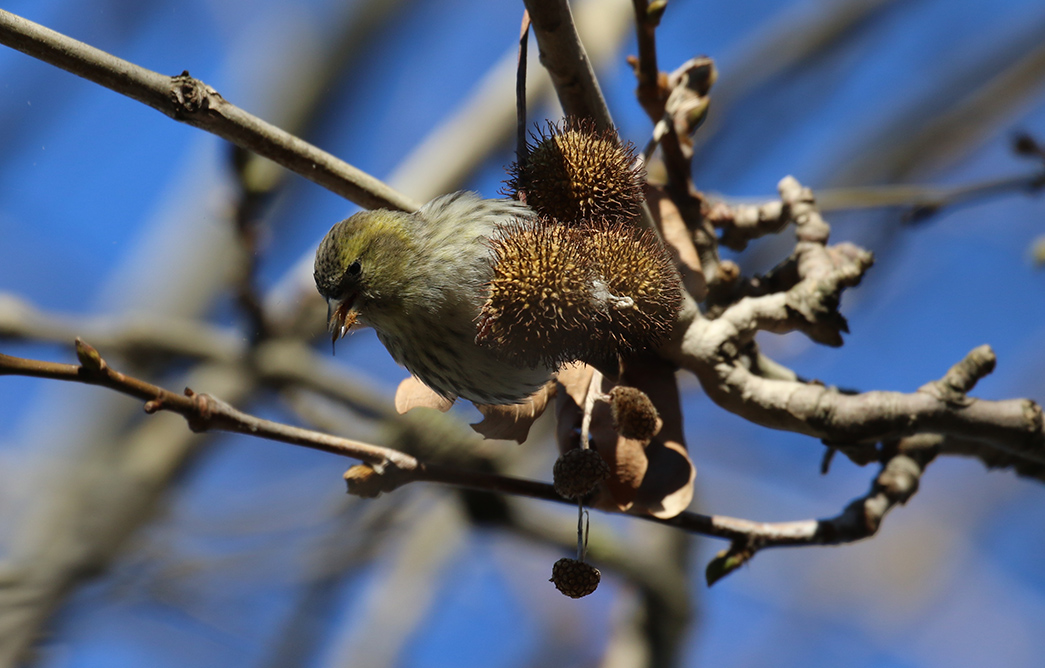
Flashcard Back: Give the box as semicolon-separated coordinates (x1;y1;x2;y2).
506;118;645;224
476;219;591;368
553;448;611;499
608;386;661;441
550;558;601;598
477;217;683;368
584;221;683;355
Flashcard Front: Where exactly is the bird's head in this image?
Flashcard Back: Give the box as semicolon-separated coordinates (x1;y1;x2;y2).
314;210;413;342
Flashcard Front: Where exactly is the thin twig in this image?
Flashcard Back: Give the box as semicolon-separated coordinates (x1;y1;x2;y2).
630;0;665;121
516;11;531;166
626;3;722;291
0;340;414;468
816;171;1045;216
0;340;951;551
0;9;418;212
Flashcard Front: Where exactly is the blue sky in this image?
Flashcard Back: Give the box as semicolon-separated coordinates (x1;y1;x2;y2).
1;0;1044;667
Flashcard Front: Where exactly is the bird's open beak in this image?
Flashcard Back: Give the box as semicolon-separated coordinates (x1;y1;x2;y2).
327;295;359;344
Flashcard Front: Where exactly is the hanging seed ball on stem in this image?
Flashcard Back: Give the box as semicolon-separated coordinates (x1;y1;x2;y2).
550;557;601;598
553;448;611;499
506;118;645;224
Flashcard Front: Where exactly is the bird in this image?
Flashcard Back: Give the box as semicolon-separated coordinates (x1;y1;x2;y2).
313;191;553;405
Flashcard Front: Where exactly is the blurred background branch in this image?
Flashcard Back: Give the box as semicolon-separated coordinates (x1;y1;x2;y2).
1;1;1044;667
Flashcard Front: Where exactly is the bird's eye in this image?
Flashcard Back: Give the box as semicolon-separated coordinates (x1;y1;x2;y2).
333;260;362;297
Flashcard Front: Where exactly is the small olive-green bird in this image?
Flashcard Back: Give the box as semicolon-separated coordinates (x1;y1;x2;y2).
314;191;552;404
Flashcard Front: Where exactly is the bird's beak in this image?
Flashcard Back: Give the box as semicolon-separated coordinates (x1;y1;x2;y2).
327;296;359;344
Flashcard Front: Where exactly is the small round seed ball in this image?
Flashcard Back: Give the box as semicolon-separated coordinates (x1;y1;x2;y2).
609;386;661;441
553;448;611;499
550;558;601;598
477;218;682;369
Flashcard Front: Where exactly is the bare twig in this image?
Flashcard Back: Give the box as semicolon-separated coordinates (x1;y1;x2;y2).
817;171;1045;218
516;11;531;164
630;0;666;121
0;293;243;362
626;3;723;294
0;340;409;464
703;434;939;583
0;9;418;212
708;170;1045;224
0;340;579;502
0;339;960;555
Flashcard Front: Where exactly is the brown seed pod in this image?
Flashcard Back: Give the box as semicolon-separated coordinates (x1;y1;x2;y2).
477;217;682;368
477;219;592;368
505;118;645;224
550;557;601;598
553;448;611;499
608;386;661;441
583;220;683;356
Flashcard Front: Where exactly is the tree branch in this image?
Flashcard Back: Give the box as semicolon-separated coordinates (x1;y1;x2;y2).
701;433;939;584
0;338;955;559
666;177;1045;469
521;0;614;131
708;170;1045;225
0;9;418;213
0;292;244;362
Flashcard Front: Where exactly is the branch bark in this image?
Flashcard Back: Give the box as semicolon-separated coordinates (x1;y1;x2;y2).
0;9;418;213
665;177;1045;469
0;339;954;554
521;0;614;130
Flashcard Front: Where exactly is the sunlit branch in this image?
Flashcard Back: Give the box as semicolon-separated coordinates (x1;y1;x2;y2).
1;339;950;555
0;9;419;213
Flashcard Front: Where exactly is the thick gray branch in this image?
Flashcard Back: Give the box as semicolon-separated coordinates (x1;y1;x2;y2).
666;177;1045;467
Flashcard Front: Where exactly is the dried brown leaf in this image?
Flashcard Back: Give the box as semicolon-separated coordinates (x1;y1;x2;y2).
556;362;596;409
634;438;695;518
470;382;555;443
622;356;695;519
394;376;454;414
647;186;706;299
553;357;695;517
